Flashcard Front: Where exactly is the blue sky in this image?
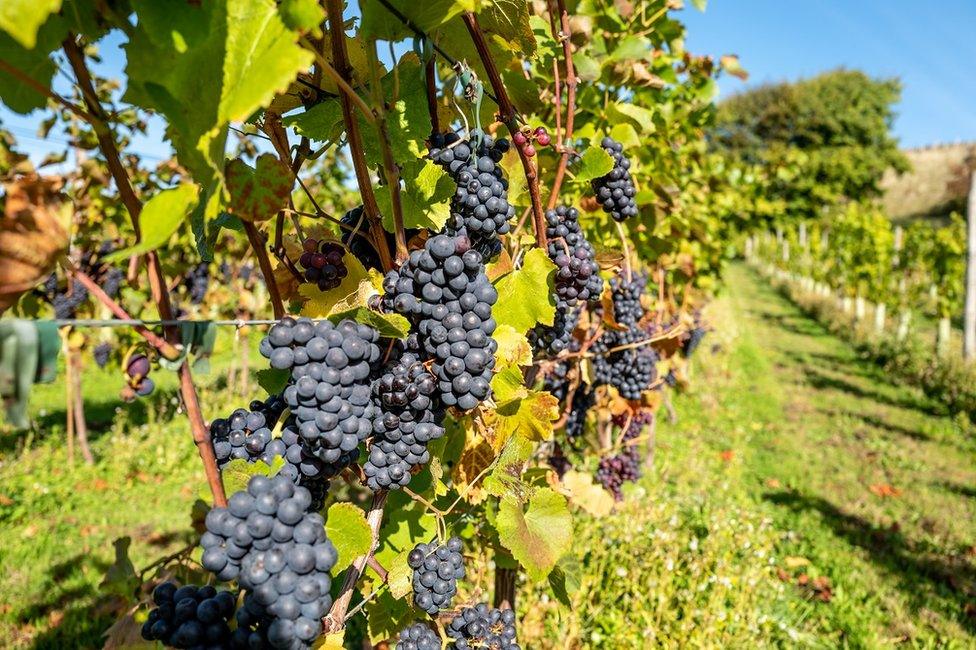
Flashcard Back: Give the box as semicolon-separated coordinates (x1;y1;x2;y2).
681;0;976;148
3;1;975;163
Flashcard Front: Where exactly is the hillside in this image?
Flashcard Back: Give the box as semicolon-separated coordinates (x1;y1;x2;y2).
881;142;975;223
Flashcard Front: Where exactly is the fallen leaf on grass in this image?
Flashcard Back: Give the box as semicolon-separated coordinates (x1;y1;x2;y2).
784;556;809;568
765;478;781;489
720;449;735;462
869;483;901;498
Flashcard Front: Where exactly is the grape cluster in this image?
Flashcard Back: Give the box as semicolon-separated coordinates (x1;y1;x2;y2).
408;536;464;614
564;387;594;440
595;411;651;500
364;350;445;490
544;206;603;306
298;239;347;292
590;273;657;400
142;582;237;648
93;342;112;368
185;262;210;305
590;328;658;401
210;397;332;511
125;353;155;398
529;205;603;356
338;205;416;272
381;234;497;411
595;448;640;501
41;273;89;319
446;604;521;650
683;326;706;358
548;446;572;478
609;273;646;326
261;317;380;472
201;475;337;649
395;623;440;650
39;243;123;318
429;131;514;258
591;137;637;222
210;396;289;469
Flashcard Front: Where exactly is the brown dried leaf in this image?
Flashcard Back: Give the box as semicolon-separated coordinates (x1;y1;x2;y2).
0;174;70;313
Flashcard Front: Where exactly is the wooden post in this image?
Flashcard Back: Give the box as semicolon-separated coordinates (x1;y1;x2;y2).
964;168;976;359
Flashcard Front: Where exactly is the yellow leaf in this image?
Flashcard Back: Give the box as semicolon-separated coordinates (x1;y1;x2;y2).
561;470;615;517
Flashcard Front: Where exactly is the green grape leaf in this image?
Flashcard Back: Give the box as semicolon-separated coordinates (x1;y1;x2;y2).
98;537;139;599
278;0;323;33
125;0;312;183
570;145;614;183
326;502;373;572
376;159;453;232
493;324;532;367
491;364;527;405
495;488;572;582
283;99;344;143
225;153;293;223
492;247;557;334
484;433;534;498
370;504;438;581
0;0;61;48
493;387;559;448
499;149;527;207
547;553;582;607
256;367;290;394
105;184;200;262
365;589;415;644
610;122;641;149
220;457;287;498
692;0;708;10
361;0;475;41
607;35;652;63
0;17;66;114
607;102;656;134
572;52;601;83
329;306;411;339
384;550;414;600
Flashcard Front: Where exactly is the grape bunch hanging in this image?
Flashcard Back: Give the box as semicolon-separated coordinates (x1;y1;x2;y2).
591;136;637;222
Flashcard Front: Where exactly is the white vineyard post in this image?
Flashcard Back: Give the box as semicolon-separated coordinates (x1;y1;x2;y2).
964;166;976;359
874;302;886;333
937;316;952;356
897;309;911;341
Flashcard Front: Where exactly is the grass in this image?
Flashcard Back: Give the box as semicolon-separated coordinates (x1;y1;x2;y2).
660;264;976;646
0;329;261;648
2;268;976;647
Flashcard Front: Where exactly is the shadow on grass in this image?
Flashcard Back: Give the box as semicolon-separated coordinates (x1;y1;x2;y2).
939;481;976;500
748;309;830;338
10;552;114;650
800;367;943;418
819;408;932;442
781;349;881;383
764;489;976;634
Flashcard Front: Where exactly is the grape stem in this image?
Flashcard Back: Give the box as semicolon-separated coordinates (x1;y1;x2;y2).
461;12;548;249
0;58;93;124
62;35;228;509
366;40;409;264
425;55;440;136
63;263;180;359
546;0;578;210
322;490;389;634
242;222;286;319
311;9;396;273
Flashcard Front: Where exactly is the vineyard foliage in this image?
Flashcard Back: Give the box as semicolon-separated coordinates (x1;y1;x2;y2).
0;0;757;647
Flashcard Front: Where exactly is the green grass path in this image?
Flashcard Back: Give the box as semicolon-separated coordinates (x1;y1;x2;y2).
663;264;976;646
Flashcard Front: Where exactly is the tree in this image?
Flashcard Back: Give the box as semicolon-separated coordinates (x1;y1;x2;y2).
712;69;909;220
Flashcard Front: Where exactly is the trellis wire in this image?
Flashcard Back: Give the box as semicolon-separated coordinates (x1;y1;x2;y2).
50;318;285;328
